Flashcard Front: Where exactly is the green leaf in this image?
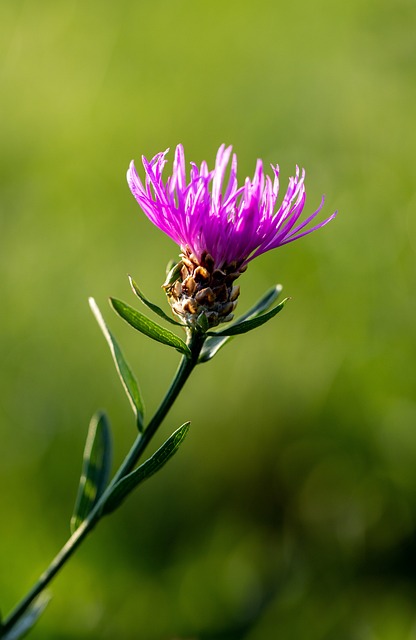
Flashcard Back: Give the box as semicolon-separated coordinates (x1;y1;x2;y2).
207;298;289;337
196;311;209;333
165;258;176;275
102;422;190;515
128;276;183;326
235;284;283;324
110;298;191;358
162;260;183;289
198;285;283;363
198;334;231;363
70;412;112;534
1;594;51;640
89;298;145;430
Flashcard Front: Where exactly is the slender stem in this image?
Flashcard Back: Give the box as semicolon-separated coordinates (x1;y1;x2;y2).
1;330;205;636
113;338;198;482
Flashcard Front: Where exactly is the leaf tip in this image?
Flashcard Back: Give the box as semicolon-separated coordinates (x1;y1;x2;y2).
175;420;191;442
88;296;99;313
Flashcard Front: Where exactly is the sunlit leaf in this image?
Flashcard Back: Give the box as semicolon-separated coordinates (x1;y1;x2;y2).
102;422;190;515
235;284;283;323
196;312;209;333
89;298;145;429
207;298;288;337
162;260;183;289
70;412;112;534
198;334;231;363
110;298;191;358
198;285;283;363
128;276;182;326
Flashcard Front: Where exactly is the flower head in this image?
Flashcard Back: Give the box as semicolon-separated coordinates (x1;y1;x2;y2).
127;144;336;327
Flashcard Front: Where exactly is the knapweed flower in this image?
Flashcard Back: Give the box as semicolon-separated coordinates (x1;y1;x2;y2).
127;144;336;328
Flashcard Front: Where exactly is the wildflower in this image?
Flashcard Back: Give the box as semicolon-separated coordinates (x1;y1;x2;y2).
127;144;336;328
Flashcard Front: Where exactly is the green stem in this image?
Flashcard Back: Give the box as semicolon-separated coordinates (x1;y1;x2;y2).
112;330;203;482
1;330;205;637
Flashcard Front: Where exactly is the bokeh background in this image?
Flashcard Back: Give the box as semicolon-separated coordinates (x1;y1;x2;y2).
1;0;415;638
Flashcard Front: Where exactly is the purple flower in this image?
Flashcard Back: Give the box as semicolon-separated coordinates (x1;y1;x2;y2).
127;144;336;269
127;144;336;327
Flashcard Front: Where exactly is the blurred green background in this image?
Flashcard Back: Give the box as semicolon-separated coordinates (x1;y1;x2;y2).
1;0;415;638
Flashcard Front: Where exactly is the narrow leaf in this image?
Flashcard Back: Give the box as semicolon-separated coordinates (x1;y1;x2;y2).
196;311;209;333
70;412;112;534
234;284;283;324
89;298;145;429
102;422;190;515
128;276;183;326
207;298;289;337
198;334;231;363
198;285;283;363
110;298;191;358
2;594;51;640
163;260;183;289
